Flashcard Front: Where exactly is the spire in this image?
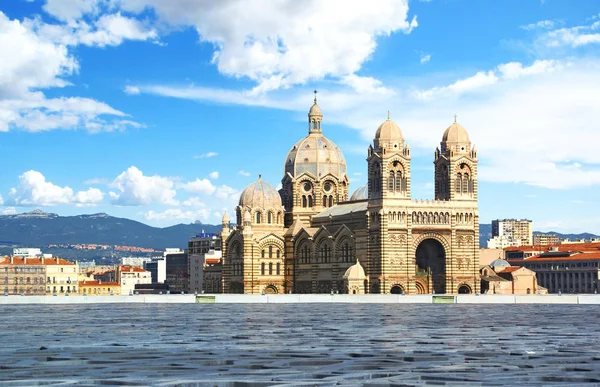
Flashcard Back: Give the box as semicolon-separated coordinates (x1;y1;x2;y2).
387;111;390;120
453;113;458;123
308;90;323;133
314;89;318;104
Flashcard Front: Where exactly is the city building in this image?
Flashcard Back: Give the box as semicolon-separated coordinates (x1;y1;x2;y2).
221;98;480;295
165;252;189;293
144;258;166;283
479;248;504;266
12;248;43;258
188;233;222;293
0;256;78;295
164;248;184;257
533;233;560;246
121;257;152;267
78;280;121;295
491;219;533;247
486;236;520;249
116;265;152;295
480;259;546;294
0;257;46;295
508;243;600;293
44;257;79;295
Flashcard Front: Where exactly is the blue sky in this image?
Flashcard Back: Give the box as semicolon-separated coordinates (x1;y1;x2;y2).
0;0;599;234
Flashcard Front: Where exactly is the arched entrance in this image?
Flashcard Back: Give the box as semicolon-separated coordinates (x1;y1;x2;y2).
390;285;404;294
264;285;278;294
415;238;446;294
458;284;472;294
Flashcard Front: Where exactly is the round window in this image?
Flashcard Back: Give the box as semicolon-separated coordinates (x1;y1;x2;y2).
303;183;312;192
324;183;332;192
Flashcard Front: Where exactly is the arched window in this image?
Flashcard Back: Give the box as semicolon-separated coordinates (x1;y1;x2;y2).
268;246;273;258
256;212;262;224
323;195;328;207
276;249;281;258
267;212;272;224
463;173;469;194
302;195;307;207
328;195;333;207
456;173;462;193
276;263;281;275
388;171;395;190
268;263;273;275
261;250;265;258
261;263;265;275
395;171;402;191
308;195;313;207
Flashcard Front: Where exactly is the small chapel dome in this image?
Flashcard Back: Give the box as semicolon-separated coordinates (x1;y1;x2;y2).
442;122;470;144
349;184;368;201
490;259;510;270
308;102;322;118
239;175;282;209
222;212;230;223
343;260;366;280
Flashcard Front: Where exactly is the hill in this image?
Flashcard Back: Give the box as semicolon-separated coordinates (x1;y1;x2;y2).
0;210;219;250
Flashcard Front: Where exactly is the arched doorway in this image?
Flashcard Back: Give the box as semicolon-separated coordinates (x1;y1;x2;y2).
264;285;278;294
415;238;446;294
458;284;471;294
390;285;404;294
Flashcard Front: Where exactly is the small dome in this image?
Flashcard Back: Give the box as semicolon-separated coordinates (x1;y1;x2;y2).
222;212;230;223
442;122;470;144
239;176;282;210
344;260;366;279
350;184;368;201
374;114;404;150
490;259;510;270
308;102;322;118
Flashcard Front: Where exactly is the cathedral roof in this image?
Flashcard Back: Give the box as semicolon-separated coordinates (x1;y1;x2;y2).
313;201;368;219
349;184;368;201
238;176;282;210
375;115;403;143
285;132;347;179
343;260;366;279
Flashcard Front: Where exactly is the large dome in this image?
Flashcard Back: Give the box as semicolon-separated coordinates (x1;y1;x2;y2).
239;176;282;209
350;184;368;201
285;133;347;179
442;122;470;144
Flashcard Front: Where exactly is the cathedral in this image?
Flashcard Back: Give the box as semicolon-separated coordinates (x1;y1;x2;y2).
221;96;479;295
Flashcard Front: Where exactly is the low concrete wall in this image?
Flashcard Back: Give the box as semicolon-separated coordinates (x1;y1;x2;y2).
1;294;599;305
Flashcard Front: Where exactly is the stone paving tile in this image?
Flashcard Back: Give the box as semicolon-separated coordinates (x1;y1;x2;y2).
0;304;599;385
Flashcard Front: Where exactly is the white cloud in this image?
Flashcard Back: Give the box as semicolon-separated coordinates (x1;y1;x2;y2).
539;19;600;48
142;208;210;222
124;85;140;95
84;177;110;185
208;171;219;179
521;20;555;30
8;170;104;206
179;178;216;195
0;194;3;205
193;152;218;159
43;0;102;21
109;166;178;206
117;0;417;93
182;197;206;207
215;185;239;201
1;207;17;215
497;59;561;79
340;74;394;95
420;53;431;64
0;11;141;132
238;170;251;177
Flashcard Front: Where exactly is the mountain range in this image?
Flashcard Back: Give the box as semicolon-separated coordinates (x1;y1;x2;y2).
0;210;597;251
0;210;219;250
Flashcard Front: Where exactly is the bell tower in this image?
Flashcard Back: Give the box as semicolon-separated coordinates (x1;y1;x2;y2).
434;117;478;201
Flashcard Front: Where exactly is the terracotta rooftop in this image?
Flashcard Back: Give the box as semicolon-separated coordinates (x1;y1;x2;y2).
504;242;600;253
498;266;522;273
0;256;76;266
119;265;149;273
508;252;600;263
